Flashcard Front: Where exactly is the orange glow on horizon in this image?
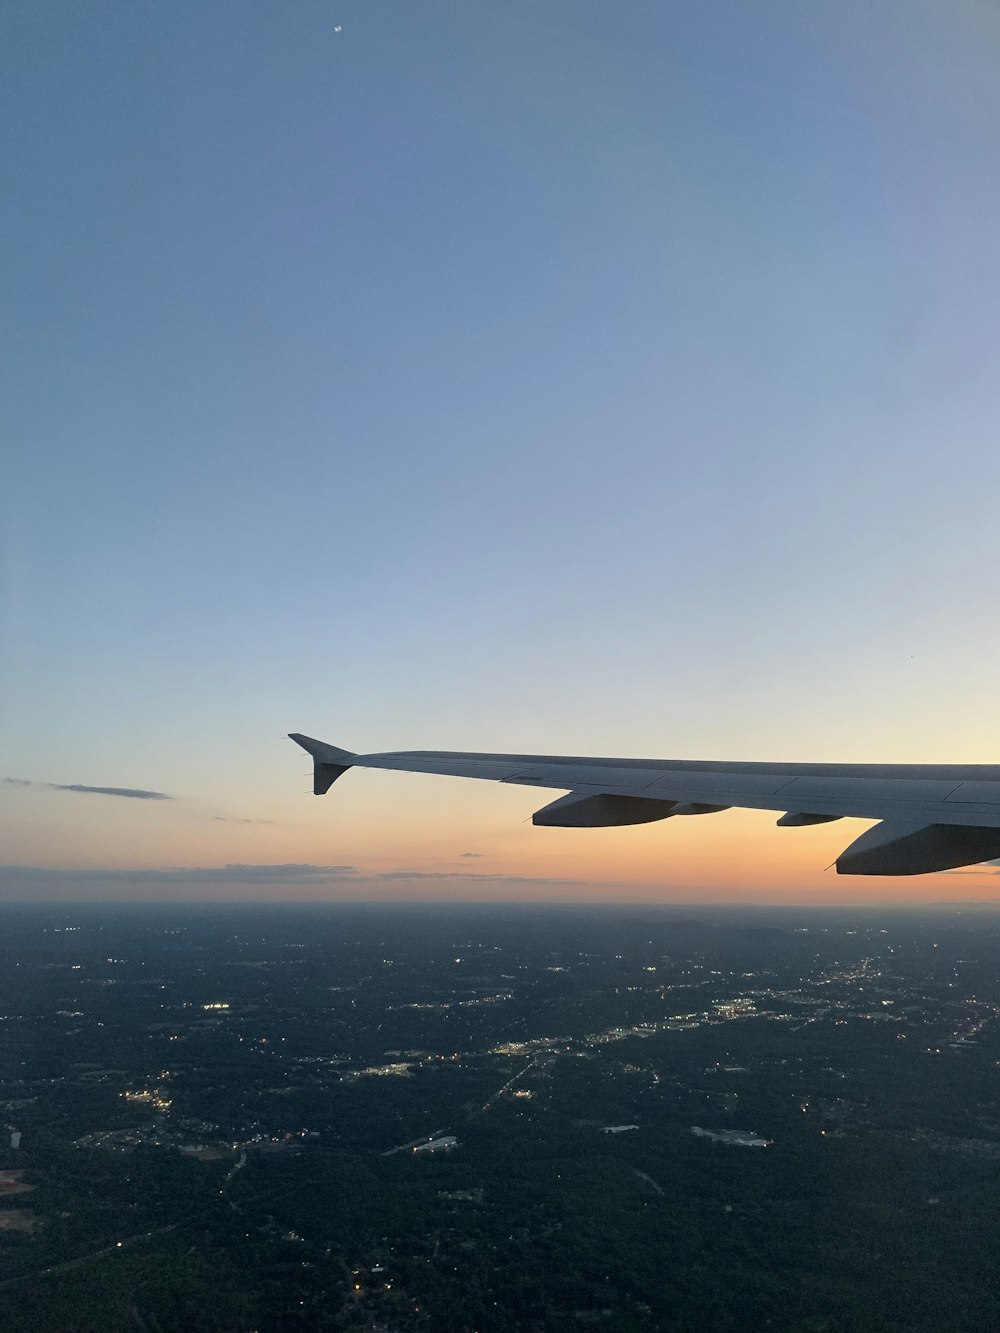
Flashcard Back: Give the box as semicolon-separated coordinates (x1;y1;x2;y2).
4;764;1000;904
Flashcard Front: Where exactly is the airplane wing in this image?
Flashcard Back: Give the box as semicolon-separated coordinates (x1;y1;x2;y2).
288;733;1000;876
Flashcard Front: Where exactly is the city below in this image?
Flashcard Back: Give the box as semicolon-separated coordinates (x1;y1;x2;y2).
1;901;999;1331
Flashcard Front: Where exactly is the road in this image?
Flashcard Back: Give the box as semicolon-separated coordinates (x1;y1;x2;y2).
381;1056;538;1155
0;1223;179;1291
480;1059;537;1112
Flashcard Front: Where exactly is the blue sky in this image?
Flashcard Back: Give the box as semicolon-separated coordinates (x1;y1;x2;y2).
4;1;1000;901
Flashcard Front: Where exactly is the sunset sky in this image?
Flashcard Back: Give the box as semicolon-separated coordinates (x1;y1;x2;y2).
4;0;1000;904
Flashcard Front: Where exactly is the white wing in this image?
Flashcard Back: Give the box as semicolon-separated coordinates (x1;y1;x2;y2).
288;734;1000;876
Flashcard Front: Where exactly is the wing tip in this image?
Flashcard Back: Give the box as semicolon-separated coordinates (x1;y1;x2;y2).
289;733;356;795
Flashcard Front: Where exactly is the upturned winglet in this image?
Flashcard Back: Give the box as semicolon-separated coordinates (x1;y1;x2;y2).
288;733;356;795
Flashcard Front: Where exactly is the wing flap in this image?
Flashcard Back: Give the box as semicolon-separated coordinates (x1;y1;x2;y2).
945;781;1000;805
502;764;664;791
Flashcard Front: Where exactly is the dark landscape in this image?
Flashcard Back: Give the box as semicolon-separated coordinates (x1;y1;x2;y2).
1;901;999;1332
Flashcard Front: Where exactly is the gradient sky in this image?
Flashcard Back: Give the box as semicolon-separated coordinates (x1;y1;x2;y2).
4;0;1000;904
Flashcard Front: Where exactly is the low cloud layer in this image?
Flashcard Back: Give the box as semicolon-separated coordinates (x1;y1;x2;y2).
377;870;583;885
4;777;172;801
0;863;358;887
0;862;588;892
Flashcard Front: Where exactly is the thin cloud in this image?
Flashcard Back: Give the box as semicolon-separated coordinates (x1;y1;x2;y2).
4;777;172;801
376;870;585;886
460;851;484;858
212;816;277;825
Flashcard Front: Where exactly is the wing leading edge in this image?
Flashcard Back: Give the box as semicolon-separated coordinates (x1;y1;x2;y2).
288;734;1000;876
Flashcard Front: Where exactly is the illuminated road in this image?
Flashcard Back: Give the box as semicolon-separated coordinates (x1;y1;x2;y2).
480;1059;537;1112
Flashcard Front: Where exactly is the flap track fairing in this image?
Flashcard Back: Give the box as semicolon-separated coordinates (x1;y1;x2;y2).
836;820;1000;875
532;792;678;828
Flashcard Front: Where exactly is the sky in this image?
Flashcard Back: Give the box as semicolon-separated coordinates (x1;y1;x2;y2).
3;0;1000;904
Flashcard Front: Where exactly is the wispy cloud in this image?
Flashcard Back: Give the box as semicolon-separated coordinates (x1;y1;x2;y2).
212;816;277;825
4;778;172;801
460;851;483;858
